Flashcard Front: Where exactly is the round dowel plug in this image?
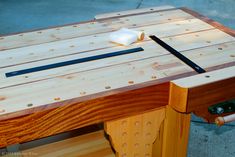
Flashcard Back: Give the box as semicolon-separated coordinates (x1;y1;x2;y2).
215;117;225;126
138;32;145;41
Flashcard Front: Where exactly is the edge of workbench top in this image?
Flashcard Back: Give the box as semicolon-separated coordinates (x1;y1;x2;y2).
0;6;235;121
0;6;234;37
0;6;176;37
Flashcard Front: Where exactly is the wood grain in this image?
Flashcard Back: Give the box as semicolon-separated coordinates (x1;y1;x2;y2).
152;121;164;157
169;66;235;122
0;82;169;148
20;130;114;157
104;108;165;157
0;18;213;69
0;9;191;50
0;6;234;151
1;28;234;118
181;7;235;37
161;106;191;157
0;6;234;118
188;76;235;122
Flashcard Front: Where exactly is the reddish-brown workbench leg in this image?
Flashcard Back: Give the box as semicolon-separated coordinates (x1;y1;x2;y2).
161;106;191;157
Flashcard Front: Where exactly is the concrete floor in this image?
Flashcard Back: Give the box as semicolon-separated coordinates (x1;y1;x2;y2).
0;0;235;156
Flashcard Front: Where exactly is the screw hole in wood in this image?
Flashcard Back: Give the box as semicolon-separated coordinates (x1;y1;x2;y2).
27;103;33;107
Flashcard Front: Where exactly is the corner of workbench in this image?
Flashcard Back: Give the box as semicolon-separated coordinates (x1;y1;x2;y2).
168;81;189;113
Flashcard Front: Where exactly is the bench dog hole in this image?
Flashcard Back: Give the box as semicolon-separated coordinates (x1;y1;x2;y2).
105;86;111;89
27;103;33;107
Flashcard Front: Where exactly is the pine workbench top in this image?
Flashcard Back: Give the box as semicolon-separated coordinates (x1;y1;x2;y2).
0;6;234;124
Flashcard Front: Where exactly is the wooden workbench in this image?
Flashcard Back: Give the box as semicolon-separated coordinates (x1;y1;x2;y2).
0;5;234;157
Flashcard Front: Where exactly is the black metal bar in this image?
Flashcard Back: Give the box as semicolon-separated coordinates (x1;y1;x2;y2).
6;47;144;77
149;35;206;73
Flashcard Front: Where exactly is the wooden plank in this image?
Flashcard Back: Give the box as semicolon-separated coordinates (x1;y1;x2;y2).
0;28;233;89
0;18;214;69
173;66;235;88
0;9;193;50
0;53;189;118
21;130;114;157
169;66;235;122
181;7;235;37
0;38;234;117
0;46;166;80
0;21;102;50
0;83;169;148
95;5;175;19
100;9;193;30
161;106;191;157
182;41;235;70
